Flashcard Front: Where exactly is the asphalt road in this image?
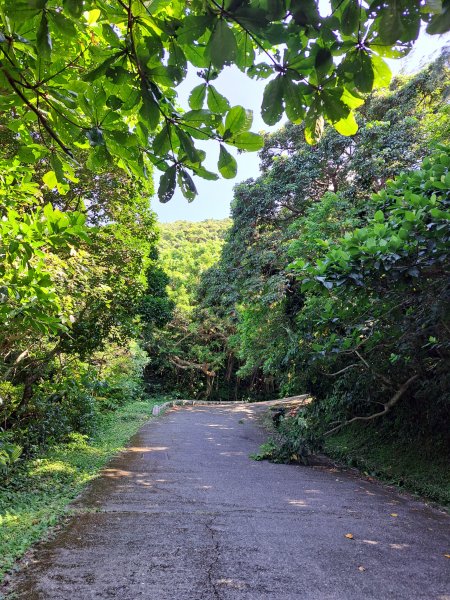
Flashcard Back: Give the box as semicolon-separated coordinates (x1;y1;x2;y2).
8;403;450;599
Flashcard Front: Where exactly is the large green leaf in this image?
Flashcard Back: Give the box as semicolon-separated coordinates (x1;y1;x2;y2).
377;4;404;44
321;88;350;123
177;15;212;44
207;85;230;113
426;0;450;34
371;54;391;88
304;114;324;144
177;129;201;164
140;86;160;130
63;0;83;18
158;165;177;202
189;84;207;110
192;165;219;180
177;168;197;201
333;111;358;135
84;54;123;82
49;11;77;38
354;50;374;92
225;106;252;134
153;124;172;154
229;132;264;151
218;144;237;178
37;13;52;60
261;76;284;125
235;30;255;70
208;19;238;69
315;47;333;75
341;0;360;35
283;77;305;123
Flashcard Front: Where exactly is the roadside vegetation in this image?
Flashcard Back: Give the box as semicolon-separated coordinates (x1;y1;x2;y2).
324;428;450;506
0;396;160;583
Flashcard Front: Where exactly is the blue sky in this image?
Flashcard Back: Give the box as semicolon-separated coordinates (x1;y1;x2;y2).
152;30;450;224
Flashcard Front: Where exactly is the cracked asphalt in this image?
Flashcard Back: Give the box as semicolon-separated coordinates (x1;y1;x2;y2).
7;403;450;599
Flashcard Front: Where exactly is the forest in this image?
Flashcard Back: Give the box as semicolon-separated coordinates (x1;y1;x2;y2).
146;58;450;504
0;0;449;582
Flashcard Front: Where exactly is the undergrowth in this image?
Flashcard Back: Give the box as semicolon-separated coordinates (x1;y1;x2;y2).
324;425;450;507
254;409;450;507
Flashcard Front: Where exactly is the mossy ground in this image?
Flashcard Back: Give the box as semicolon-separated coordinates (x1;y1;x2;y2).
324;425;450;507
0;397;159;583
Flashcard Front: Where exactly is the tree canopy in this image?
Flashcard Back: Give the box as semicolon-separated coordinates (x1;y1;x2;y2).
1;0;449;202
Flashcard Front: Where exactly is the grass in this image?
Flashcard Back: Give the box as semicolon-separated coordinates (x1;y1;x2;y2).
0;397;159;583
324;425;450;507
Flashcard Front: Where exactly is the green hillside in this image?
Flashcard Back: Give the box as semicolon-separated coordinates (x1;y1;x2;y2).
158;219;231;313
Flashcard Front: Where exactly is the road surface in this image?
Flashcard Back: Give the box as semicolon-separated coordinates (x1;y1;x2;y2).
6;403;450;599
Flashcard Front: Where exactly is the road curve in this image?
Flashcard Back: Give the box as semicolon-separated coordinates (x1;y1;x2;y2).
7;403;450;599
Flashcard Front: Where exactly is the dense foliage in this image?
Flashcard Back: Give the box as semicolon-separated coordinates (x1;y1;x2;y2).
158;219;231;312
0;0;448;206
153;57;450;461
143;219;233;398
0;149;174;472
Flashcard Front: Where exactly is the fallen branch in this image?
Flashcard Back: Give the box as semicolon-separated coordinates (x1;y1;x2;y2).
324;374;419;437
324;363;362;377
169;355;215;378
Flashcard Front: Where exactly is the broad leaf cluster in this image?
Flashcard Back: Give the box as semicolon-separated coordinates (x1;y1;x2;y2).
1;0;448;201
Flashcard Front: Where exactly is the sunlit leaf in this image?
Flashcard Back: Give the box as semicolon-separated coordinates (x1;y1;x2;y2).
218;144;237;178
189;83;207;110
208;19;238;69
229;132;264;151
334;111;358;135
207;85;230;113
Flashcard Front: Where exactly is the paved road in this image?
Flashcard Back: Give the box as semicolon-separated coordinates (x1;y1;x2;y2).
8;403;450;599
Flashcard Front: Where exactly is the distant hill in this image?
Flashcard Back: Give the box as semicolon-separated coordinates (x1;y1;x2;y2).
158;219;231;312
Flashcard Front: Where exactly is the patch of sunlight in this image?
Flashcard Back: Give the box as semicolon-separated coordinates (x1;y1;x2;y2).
103;468;133;477
305;489;322;494
136;480;153;487
389;543;410;550
29;460;76;477
127;446;169;452
288;499;309;507
361;539;379;545
230;406;254;414
0;512;20;526
220;451;244;456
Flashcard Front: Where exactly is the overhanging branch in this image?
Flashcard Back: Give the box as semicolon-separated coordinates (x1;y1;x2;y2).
324;374;419;437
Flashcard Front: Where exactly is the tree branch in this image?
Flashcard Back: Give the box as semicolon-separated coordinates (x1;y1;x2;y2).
169;355;216;377
324;363;362;377
2;67;74;158
324;374;419;437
